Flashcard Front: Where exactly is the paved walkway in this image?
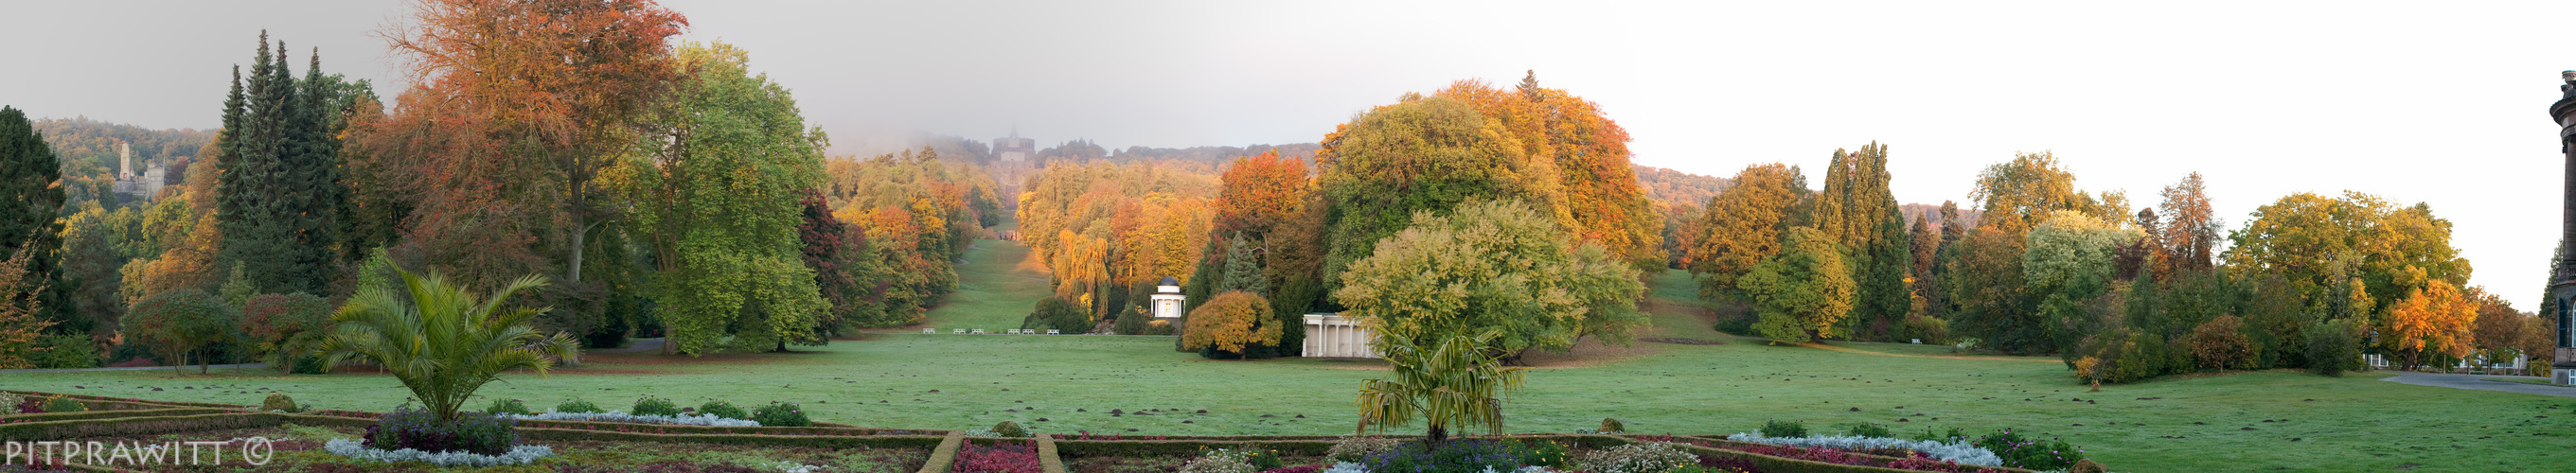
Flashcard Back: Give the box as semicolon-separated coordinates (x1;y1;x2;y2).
2377;372;2576;398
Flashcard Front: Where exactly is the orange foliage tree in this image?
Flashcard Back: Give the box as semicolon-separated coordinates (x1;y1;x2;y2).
1436;73;1661;269
1180;290;1281;359
381;0;687;286
2382;278;2478;370
1216;150;1309;239
0;243;54;369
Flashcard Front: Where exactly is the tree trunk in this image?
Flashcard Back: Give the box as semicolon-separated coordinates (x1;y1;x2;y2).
1426;425;1448;448
567;208;587;284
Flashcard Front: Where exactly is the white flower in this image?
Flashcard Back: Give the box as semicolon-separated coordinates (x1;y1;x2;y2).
1724;433;2003;466
321;438;552;467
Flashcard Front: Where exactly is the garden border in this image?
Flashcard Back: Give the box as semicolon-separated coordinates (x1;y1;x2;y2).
916;431;965;473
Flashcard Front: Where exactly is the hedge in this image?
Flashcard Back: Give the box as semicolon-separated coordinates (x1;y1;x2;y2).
916;431;965;473
1054;439;1340;459
0;412;282;442
1033;433;1066;473
513;428;948;449
3;390;248;410
0;408;239;424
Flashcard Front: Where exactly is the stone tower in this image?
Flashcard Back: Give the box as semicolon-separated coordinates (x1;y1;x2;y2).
2549;70;2576;384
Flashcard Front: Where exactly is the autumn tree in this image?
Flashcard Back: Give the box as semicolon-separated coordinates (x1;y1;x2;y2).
2157;172;2219;274
1688;164;1809;304
2382;278;2478;370
1436;74;1662;269
0;106;71;335
798;189;880;341
382;0;686;287
2023;211;2142;348
1737;227;1855;343
238;292;332;374
1181;291;1282;359
2226;191;2469;324
1945;226;2039;353
1315;95;1549;289
1334;200;1644;358
1969;151;2102;237
622;42;828;355
0;243;53;369
1216;150;1308;239
2467;286;2535;363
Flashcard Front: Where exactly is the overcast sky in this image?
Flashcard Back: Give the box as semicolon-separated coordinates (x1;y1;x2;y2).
4;1;2570;309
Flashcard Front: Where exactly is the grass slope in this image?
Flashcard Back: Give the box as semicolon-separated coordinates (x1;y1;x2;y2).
910;238;1053;330
6;239;2572;471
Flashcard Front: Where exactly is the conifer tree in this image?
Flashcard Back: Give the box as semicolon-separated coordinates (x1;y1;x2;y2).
0;106;71;334
216;33;349;295
1217;233;1266;294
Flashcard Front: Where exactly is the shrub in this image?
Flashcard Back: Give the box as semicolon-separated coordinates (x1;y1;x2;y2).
1113;307;1150;335
1759;419;1807;438
1598;418;1626;433
263;393;300;412
2070;326;2187;383
1972;429;2086;471
40;396;84;413
1356;439;1521;473
1511;439;1572;468
698;400;748;420
632;396;681;416
952;442;1040;473
1900;314;1951;344
752;401;811;427
1025;297;1091;334
32;334;98;369
2304;319;2364;377
1180;448;1259;473
2070;458;2107;473
240;292;333;374
1846;422;1892;438
363;407;519;456
1145;320;1176;336
1570;443;1697;473
486;398;532;415
552;399;603;413
990;420;1029;438
1181;291;1281;359
9;395;41;413
1325;436;1400;463
2187;315;2260;370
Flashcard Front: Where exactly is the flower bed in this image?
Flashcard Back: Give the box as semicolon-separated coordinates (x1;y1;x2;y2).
322;437;555;467
1721;433;2003;466
954;438;1042;473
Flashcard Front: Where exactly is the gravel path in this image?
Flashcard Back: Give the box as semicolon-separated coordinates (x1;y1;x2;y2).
2378;372;2576;398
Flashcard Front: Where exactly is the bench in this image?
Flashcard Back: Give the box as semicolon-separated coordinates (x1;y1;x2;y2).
923;328;936;334
1047;329;1061;335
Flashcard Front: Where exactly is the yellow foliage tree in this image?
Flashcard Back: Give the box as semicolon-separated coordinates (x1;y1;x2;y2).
1180;290;1280;359
2382;277;2478;370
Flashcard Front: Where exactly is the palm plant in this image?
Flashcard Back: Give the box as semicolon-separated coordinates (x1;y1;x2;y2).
1356;328;1527;447
318;269;579;423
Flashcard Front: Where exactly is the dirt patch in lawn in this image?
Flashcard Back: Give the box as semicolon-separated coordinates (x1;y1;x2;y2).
1642;337;1727;345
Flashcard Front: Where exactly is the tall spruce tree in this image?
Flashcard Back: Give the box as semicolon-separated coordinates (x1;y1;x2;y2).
1217;233;1266;294
0;106;73;334
1812;142;1910;341
216;33;346;295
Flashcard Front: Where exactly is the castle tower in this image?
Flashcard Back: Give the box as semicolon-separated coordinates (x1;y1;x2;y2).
2548;71;2576;384
117;142;132;179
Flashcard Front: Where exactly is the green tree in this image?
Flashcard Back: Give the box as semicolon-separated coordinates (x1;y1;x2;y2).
1217;233;1266;294
1737;227;1856;343
1335;200;1644;357
318;269;577;423
1811;144;1910;341
2225;191;2468;323
624;42;831;355
123;289;238;375
216;33;346;296
1970;151;2101;237
0;106;71;335
59;204;134;338
1356;329;1527;446
1316;96;1549;289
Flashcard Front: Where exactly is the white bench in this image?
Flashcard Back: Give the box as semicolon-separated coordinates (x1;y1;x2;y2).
1047;329;1061;335
923;328;936;334
971;328;986;335
952;329;967;335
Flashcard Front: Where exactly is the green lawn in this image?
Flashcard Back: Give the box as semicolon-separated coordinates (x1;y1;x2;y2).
7;238;2573;471
909;238;1052;330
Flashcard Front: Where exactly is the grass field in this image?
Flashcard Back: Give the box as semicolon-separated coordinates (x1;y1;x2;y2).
6;238;2573;471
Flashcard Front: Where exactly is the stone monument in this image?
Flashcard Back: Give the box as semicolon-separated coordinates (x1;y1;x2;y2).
2549;71;2576;384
